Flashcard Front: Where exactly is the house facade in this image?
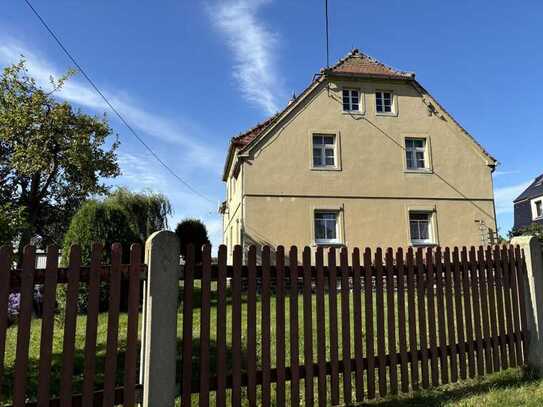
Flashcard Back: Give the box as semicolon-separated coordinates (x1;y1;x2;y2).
220;49;497;259
513;174;543;229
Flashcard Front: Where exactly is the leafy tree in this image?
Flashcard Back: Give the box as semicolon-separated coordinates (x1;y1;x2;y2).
105;187;172;242
175;219;210;262
0;203;25;246
509;223;543;244
61;200;139;312
0;60;119;263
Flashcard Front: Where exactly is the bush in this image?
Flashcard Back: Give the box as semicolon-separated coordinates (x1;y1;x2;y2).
175;219;210;263
509;223;543;245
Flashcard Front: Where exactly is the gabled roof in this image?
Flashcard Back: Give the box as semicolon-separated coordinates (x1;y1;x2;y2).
514;174;543;203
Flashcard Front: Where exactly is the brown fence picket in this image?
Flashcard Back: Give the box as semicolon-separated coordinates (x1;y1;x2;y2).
396;248;409;393
60;245;82;406
406;248;418;391
215;245;227;407
477;246;493;374
261;246;272;407
328;248;340;404
501;246;516;368
124;244;142;407
452;248;467;379
275;246;286;407
375;248;387;396
364;248;375;398
289;246;300;406
340;247;352;404
231;245;242;406
493;246;508;369
469;247;485;376
13;246;35;406
443;248;458;382
486;246;500;372
352;248;364;401
37;246;59;405
0;246;10;402
515;246;528;362
425;248;439;387
82;244;103;406
303;247;314;407
434;248;448;384
181;244;196;406
102;244;121;407
416;248;429;389
247;246;257;406
198;244;212;407
460;247;476;378
315;247;327;406
508;245;523;366
385;249;398;394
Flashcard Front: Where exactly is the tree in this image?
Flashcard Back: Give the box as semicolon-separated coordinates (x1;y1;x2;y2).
0;60;119;262
175;219;210;262
105;187;172;242
509;223;543;244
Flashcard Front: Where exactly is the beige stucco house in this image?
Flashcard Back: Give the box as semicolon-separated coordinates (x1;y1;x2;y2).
220;49;497;258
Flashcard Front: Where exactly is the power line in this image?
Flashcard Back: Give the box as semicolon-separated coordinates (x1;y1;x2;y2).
23;0;216;206
325;0;330;67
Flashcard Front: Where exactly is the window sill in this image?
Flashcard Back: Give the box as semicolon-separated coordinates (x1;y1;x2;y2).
342;111;364;116
404;169;433;174
411;241;437;247
376;112;398;117
312;241;345;248
311;166;342;172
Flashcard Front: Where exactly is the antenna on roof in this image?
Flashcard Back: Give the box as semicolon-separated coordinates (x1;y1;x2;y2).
325;0;330;67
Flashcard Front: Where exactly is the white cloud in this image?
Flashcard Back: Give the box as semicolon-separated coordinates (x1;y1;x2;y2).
493;170;520;177
494;181;531;215
0;41;222;172
209;0;284;115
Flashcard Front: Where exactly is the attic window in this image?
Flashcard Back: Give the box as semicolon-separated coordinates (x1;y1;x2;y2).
376;91;394;114
342;89;360;112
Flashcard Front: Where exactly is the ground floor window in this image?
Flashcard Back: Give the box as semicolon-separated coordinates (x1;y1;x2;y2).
314;211;339;244
409;211;434;245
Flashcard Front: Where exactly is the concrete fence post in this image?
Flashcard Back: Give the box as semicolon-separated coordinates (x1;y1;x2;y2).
511;235;543;373
141;230;180;406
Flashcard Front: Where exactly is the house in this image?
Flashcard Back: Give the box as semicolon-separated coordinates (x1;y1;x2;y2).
220;49;497;259
513;174;543;229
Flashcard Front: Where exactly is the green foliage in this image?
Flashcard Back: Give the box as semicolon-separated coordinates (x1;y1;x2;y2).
105;187;172;242
509;223;543;244
175;218;210;262
0;203;25;246
61;200;139;312
0;59;119;259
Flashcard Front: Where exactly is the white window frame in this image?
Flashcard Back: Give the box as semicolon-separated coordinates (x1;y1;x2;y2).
531;196;543;220
375;90;396;115
405;137;430;171
342;88;362;113
409;211;435;246
314;210;341;245
312;134;337;169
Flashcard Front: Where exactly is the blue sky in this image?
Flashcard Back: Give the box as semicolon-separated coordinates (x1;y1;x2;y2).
1;0;541;246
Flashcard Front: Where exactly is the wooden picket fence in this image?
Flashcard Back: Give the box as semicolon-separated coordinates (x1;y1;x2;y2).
0;243;144;407
180;244;528;406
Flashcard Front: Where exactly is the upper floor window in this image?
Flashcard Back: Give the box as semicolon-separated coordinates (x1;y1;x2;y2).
409;211;434;245
533;198;543;220
342;89;360;112
376;91;394;114
312;134;336;168
405;138;428;170
314;211;339;244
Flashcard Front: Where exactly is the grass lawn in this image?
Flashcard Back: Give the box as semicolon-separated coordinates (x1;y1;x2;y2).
2;287;542;406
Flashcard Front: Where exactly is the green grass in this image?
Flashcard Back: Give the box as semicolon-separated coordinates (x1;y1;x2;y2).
2;286;543;406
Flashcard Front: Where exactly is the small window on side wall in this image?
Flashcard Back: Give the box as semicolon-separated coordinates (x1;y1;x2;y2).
312;134;336;168
405;138;428;171
534;200;543;219
342;89;360;112
314;211;339;244
409;211;434;245
376;91;394;114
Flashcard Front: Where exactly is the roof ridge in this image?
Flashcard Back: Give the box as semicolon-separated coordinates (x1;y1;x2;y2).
325;48;415;78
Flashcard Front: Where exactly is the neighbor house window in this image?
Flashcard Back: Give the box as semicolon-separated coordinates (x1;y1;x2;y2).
376;91;394;113
314;211;339;244
342;89;360;112
405;138;427;170
312;134;336;168
534;199;543;219
409;211;434;245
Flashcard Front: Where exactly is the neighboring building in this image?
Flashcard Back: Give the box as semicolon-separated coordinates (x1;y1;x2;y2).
513;174;543;229
220;49;498;259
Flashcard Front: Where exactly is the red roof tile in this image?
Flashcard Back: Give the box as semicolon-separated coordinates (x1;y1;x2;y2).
327;48;414;79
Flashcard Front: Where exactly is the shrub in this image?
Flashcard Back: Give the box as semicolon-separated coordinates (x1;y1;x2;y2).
175;219;210;263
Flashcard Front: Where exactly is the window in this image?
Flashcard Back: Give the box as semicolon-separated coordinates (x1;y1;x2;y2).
535;200;543;219
342;89;360;112
314;211;339;244
376;91;394;114
409;212;434;245
405;138;427;170
312;134;336;168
